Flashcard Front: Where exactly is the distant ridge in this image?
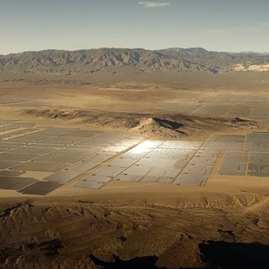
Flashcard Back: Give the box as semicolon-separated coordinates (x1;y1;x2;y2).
0;47;269;76
0;48;209;75
157;48;269;72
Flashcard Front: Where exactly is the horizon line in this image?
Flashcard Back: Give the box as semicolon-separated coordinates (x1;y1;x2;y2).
1;47;268;56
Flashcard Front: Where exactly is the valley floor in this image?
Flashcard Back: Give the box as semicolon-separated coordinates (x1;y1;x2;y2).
0;80;269;268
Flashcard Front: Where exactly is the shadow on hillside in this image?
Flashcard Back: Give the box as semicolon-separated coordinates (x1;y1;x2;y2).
200;241;269;269
90;255;166;269
90;241;269;269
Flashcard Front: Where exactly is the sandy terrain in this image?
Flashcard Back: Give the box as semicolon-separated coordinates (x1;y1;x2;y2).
0;76;269;268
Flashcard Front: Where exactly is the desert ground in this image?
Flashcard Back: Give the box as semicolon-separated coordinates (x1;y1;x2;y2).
0;73;269;268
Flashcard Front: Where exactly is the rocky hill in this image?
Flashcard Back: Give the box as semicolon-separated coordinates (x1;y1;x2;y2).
0;48;269;76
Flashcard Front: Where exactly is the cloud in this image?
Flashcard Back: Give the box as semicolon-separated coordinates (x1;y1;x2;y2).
138;0;209;8
138;1;171;8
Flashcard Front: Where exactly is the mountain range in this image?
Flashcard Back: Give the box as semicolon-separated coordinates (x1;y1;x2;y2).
1;48;269;76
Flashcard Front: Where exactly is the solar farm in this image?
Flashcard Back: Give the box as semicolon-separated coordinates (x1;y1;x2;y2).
0;116;268;196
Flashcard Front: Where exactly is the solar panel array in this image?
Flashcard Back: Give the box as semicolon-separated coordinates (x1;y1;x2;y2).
0;118;269;196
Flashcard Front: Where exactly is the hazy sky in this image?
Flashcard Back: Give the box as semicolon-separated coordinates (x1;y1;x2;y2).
1;0;269;54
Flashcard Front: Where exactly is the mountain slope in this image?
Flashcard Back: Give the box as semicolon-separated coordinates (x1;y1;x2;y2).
1;48;269;76
0;48;209;75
